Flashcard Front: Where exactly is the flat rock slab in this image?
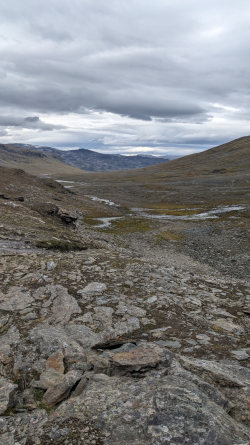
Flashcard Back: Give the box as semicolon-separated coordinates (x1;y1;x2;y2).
0;287;33;311
78;282;107;301
212;318;244;334
52;371;250;445
30;323;101;357
111;343;173;374
179;356;250;387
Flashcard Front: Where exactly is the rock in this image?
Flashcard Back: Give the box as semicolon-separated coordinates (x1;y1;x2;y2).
0;433;15;445
49;286;81;324
34;351;65;390
42;370;82;406
156;339;182;349
78;282;107;300
46;350;64;374
57;207;78;224
0;287;33;311
179;356;250;388
34;369;65;390
47;261;56;271
0;315;9;330
111;343;173;375
146;295;157;304
93;306;113;328
212;318;244;334
30;323;101;357
0;377;17;414
52;368;250;444
231;349;249;360
0;327;20;367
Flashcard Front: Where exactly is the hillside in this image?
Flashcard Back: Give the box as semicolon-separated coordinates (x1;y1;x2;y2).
0;144;84;176
70;136;250;208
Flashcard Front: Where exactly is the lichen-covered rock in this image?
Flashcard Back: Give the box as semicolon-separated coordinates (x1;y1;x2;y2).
51;370;250;445
0;287;33;311
0;377;17;414
30;323;101;357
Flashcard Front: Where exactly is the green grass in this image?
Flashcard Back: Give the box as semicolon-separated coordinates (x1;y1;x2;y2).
104;217;152;233
84;216;103;226
146;208;201;216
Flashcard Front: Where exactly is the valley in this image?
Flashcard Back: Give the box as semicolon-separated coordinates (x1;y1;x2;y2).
0;137;249;444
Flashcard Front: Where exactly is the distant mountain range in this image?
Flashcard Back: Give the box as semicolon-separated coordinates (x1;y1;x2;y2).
0;143;171;173
59;148;171;171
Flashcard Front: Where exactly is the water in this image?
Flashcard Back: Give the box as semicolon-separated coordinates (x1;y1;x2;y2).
55;180;76;183
94;216;123;228
85;195;119;207
88;205;246;229
134;205;246;221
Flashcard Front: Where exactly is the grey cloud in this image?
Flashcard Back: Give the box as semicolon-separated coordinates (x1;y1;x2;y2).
0;115;64;131
0;0;250;153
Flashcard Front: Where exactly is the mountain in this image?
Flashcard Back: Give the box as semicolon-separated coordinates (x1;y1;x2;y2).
2;143;171;173
59;147;170;171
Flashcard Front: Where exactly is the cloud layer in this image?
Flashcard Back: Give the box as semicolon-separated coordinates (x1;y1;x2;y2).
0;0;250;155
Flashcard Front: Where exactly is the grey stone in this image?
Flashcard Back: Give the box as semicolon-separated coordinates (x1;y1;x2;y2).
212;318;244;334
78;282;107;299
0;326;20;367
52;369;250;444
156;339;181;349
47;261;56;271
49;285;81;324
30;323;101;357
231;349;249;360
179;356;250;388
0;377;17;414
146;295;157;304
0;287;33;311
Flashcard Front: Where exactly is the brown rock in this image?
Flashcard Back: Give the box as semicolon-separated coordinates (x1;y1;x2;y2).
42;370;82;406
112;345;162;374
57;207;78;224
45;350;64;374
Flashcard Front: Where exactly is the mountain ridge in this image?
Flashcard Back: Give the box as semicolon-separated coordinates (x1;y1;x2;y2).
0;143;170;173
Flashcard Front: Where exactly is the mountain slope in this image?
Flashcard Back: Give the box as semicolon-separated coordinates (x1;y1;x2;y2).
68;136;250;208
0;144;86;176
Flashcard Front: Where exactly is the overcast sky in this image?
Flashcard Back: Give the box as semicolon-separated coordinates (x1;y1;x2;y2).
0;0;250;156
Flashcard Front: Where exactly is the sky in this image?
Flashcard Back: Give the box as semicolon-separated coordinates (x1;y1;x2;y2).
0;0;250;156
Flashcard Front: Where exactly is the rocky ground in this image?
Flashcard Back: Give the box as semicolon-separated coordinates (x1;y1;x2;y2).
0;167;249;444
